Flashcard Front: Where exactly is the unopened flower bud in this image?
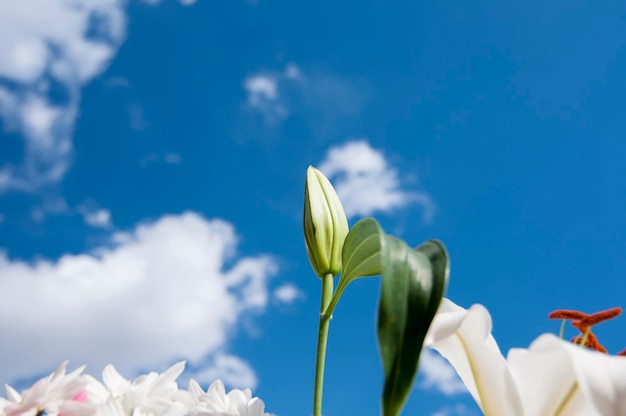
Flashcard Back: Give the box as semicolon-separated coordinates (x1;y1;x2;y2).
303;166;349;278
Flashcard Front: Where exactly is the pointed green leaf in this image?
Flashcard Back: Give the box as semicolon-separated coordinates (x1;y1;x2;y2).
377;238;449;416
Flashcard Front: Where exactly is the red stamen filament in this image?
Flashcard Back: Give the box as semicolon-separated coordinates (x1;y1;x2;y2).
548;310;589;320
549;307;624;355
579;307;622;326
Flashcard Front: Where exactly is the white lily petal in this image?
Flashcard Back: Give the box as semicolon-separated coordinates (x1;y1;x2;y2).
426;298;523;416
428;299;626;416
559;335;626;415
507;334;594;416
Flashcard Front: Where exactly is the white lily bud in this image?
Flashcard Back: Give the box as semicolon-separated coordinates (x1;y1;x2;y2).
303;166;349;278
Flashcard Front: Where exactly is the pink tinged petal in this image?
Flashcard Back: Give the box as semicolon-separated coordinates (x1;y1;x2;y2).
425;298;523;416
58;401;98;416
72;391;88;402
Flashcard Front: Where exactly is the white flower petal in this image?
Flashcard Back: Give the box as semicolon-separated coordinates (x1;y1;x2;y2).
428;298;626;416
4;385;21;403
507;334;592;416
102;365;130;397
426;298;523;416
560;336;626;415
187;379;204;398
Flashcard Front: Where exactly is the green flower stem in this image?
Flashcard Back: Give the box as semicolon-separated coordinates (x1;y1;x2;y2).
313;273;334;416
323;279;349;318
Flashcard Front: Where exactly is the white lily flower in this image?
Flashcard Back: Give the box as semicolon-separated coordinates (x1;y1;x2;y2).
425;298;626;416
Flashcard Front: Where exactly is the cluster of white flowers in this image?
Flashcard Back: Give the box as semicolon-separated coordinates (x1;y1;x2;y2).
0;361;273;416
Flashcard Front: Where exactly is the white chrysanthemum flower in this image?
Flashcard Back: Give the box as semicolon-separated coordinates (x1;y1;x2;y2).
2;361;95;416
97;361;185;415
180;379;271;416
1;361;273;416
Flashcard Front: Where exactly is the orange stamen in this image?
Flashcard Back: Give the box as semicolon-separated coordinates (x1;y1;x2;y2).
571;334;607;353
549;307;625;355
549;310;589;320
579;307;622;326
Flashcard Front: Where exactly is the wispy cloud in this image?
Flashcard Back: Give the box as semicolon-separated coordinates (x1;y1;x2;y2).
430;403;474;416
318;140;435;221
243;73;287;126
273;283;305;305
28;198;113;228
419;349;467;396
141;0;197;5
0;212;278;387
242;63;366;128
81;207;112;229
140;153;183;167
30;196;69;222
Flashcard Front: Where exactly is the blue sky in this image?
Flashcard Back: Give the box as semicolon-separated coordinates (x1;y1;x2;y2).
1;1;625;415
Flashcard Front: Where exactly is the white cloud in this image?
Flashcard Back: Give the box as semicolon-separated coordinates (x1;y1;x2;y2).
419;349;467;396
0;0;195;193
82;208;112;229
0;212;278;387
242;63;365;127
273;283;305;304
0;0;126;192
318;140;435;220
184;353;258;390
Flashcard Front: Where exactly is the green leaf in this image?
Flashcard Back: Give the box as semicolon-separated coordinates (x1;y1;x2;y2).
324;218;384;316
341;218;383;283
377;238;449;416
